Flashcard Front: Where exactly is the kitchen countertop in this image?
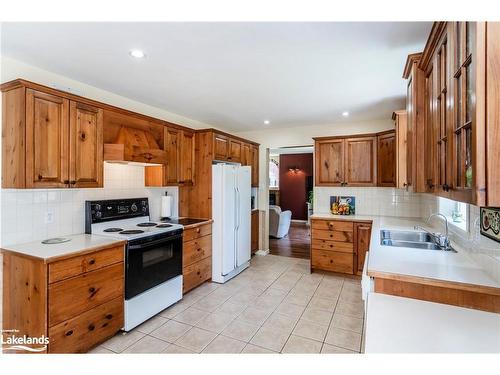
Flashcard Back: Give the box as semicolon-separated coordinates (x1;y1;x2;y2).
181;218;213;229
1;234;126;263
364;292;500;353
311;213;500;290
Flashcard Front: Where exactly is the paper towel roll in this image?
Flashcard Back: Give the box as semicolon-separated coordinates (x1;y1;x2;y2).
161;195;172;218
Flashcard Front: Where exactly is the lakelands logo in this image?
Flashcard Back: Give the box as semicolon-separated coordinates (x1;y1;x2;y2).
1;329;49;352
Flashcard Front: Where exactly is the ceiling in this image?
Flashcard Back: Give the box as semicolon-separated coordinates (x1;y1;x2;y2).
1;22;432;131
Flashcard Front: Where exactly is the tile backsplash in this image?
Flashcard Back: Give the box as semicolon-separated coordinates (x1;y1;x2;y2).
313;187;422;218
0;163;178;246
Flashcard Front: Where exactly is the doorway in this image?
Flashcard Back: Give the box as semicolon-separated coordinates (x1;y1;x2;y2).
268;146;313;259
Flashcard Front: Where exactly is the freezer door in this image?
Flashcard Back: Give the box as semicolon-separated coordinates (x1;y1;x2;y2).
221;165;237;275
236;166;251;267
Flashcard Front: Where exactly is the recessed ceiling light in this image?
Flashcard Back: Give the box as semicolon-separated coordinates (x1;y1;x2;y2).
342;111;349;117
129;49;146;59
264;120;270;125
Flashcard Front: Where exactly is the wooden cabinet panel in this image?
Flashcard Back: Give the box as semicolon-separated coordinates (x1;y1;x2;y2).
345;137;377;186
48;263;124;327
251;145;259;187
242;143;251;165
48;245;123;284
311;219;353;232
311;228;353;243
180;130;195;185
183;256;212;293
354;223;372;275
48;297;123;353
377;131;396;187
311;249;353;274
229;139;242;162
183;223;212;242
165;127;180;184
393;110;408;188
214;134;229;160
69;102;103;188
26;89;70;188
251;210;259;253
315;139;344;186
311;239;353;253
183;235;212;267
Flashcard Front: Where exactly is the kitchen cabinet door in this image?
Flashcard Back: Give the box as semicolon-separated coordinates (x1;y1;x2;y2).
315;139;344;186
214;133;229;160
251;210;259;254
69;102;103;188
344;137;377;186
354;222;371;275
241;142;251;165
179;130;195;185
377;131;396;187
251;145;259;187
26;89;70;188
228;139;242;162
393;110;408;188
165;127;180;184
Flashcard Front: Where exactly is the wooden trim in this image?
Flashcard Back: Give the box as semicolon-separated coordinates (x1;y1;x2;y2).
368;270;500;296
194;128;260;146
374;277;500;313
419;22;448;71
313;130;389;141
403;52;423;79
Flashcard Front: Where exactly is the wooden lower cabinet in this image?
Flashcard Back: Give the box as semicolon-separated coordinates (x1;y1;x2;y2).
251;210;259;254
310;219;372;275
182;222;212;293
1;243;125;353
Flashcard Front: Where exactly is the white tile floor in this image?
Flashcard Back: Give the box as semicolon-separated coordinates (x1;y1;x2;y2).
93;254;364;354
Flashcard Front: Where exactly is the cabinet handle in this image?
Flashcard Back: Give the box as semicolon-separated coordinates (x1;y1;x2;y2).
197;271;201;275
88;324;95;331
79;132;86;141
88;287;97;297
106;314;113;320
88;259;96;265
38;174;43;181
196;248;202;252
65;330;73;336
63;179;70;185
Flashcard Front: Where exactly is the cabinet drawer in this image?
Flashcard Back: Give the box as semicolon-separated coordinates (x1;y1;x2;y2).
311;239;353;253
184;223;212;242
48;296;123;353
183;235;212;267
183;257;211;293
312;229;353;242
311;220;353;232
311;249;353;274
48;245;124;284
48;263;124;327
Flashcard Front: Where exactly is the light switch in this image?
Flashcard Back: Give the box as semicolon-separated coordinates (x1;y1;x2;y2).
44;210;55;224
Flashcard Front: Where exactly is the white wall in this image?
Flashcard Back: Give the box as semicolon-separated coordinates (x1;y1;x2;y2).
0;163;178;246
236;119;394;251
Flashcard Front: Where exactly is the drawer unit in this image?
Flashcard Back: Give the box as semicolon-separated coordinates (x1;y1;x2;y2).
311;228;353;242
311;220;353;232
311;249;354;274
311;239;354;253
48;245;123;284
48;296;123;353
183;234;212;267
183;256;212;293
183;223;212;242
48;263;124;327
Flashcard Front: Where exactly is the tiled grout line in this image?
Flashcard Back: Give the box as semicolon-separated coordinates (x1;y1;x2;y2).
318;278;344;353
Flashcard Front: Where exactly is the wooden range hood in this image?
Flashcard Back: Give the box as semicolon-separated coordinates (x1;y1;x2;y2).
104;126;168;165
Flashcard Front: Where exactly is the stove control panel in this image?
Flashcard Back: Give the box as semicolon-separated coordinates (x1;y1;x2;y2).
85;198;149;232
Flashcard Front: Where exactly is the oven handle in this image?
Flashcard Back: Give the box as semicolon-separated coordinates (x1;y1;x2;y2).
127;234;183;250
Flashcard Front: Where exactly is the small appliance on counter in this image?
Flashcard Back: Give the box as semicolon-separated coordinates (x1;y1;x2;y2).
85;198;183;331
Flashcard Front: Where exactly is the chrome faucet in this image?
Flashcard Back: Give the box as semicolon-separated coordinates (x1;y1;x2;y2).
414;213;450;249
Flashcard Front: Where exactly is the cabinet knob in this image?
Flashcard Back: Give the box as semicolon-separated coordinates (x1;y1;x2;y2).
70;180;76;185
88;259;96;265
88;324;95;331
65;330;73;336
106;314;113;320
88;287;96;296
197;271;201;275
196;228;200;233
79;132;86;141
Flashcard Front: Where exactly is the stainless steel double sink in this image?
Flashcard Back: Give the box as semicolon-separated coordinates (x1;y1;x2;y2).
380;230;456;252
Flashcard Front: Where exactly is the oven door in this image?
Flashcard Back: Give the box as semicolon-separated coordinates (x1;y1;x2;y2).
125;232;183;300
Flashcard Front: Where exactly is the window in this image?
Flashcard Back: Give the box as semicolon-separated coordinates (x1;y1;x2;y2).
269;156;279;188
438;197;468;232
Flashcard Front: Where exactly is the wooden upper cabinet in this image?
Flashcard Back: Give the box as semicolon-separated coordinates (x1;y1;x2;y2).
165;127;180;184
228;139;242;162
404;53;426;193
214;134;229;160
251;145;259;187
241;142;251;166
393;110;408;188
345;137;377;186
179;130;195;185
26;89;70;188
69;102;103;188
315;139;344;186
377;131;396;187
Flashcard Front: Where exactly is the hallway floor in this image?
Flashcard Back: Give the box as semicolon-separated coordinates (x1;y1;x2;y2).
269;222;311;259
93;254;364;354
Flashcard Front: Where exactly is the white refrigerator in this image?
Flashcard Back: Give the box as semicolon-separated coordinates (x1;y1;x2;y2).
212;163;251;283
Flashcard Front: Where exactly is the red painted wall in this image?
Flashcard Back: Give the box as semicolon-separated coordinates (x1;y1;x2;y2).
279;153;313;220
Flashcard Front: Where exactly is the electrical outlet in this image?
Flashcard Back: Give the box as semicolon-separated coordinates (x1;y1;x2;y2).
44;210;55;224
